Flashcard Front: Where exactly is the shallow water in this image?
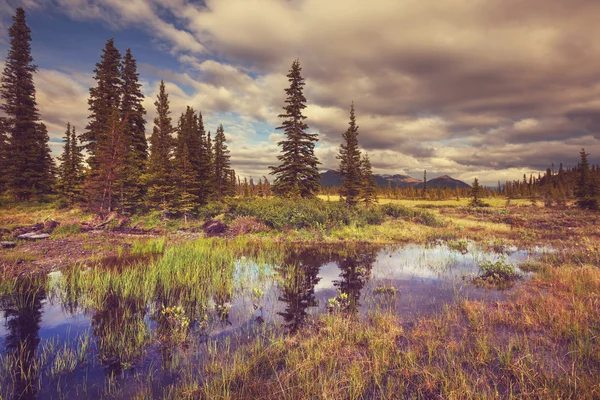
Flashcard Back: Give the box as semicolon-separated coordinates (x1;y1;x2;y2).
0;241;547;399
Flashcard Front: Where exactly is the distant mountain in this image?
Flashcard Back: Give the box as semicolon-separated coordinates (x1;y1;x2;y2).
319;170;470;189
414;175;471;189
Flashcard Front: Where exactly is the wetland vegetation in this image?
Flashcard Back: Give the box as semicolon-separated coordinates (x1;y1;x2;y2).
1;198;599;399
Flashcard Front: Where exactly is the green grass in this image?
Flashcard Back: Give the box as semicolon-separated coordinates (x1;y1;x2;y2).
50;222;82;238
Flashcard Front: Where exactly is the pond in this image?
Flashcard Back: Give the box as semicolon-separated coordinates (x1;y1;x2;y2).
0;240;547;399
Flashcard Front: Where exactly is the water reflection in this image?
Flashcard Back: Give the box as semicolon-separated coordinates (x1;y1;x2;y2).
0;242;543;398
334;250;376;314
0;276;46;400
276;248;322;333
90;290;149;375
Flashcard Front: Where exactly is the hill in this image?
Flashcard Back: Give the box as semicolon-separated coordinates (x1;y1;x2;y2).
319;170;470;189
414;175;471;189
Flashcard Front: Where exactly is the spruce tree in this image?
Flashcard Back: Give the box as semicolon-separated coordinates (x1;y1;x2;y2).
0;117;8;194
422;170;427;199
359;153;378;207
121;49;147;167
213;124;231;199
173;108;202;212
85;108;128;214
270;59;320;198
337;102;362;207
119;49;147;210
575;148;599;210
57;123;85;202
70;126;85;200
174;141;200;222
470;178;483;207
0;8;54;200
84;39;122;168
57;123;73;195
144;81;175;213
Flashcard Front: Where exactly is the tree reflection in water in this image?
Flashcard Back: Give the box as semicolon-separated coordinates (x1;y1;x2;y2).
0;276;46;400
90;289;149;376
334;250;376;314
277;246;378;332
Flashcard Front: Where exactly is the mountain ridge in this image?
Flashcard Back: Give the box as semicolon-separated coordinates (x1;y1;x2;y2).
319;170;471;189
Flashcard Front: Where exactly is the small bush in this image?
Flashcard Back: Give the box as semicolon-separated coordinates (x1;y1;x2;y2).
379;204;414;219
474;256;522;285
198;202;225;220
228;216;270;236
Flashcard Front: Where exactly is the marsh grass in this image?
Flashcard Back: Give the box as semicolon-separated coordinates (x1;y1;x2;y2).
50;222;82;238
160;257;600;399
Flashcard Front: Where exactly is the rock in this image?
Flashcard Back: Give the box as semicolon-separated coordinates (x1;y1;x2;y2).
0;241;16;248
43;219;59;233
202;220;227;237
17;232;50;240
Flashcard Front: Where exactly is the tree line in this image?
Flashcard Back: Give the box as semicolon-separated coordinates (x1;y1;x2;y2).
0;8;236;217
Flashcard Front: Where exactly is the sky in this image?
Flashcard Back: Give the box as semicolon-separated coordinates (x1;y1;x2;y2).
1;0;600;186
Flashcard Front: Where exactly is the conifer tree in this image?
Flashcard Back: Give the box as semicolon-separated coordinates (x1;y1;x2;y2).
470;178;483;207
85;109;128;214
337;102;362;207
121;49;147;167
228;169;238;197
119;49;147;210
57;123;84;202
0;8;54;200
70;125;85;199
575;148;599;210
174;142;200;222
359;153;378;207
0;117;8;194
173;108;202;212
84;39;122;168
144;81;175;213
213;124;231;199
422;170;427;199
270;59;320;198
57;123;73;195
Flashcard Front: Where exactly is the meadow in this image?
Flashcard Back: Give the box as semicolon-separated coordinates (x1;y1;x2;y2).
0;196;598;399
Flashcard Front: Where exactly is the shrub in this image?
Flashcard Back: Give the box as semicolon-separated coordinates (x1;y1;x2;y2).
226;198;358;230
198;202;225;220
379;204;414;219
228;216;270;236
474;256;522;285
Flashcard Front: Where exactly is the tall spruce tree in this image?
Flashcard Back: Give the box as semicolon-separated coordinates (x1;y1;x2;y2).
121;49;147;168
84;39;122;169
359;153;378;207
213;124;231;199
0;8;54;200
144;81;175;213
173;107;202;211
119;49;147;210
337;102;362;207
270;59;320;198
